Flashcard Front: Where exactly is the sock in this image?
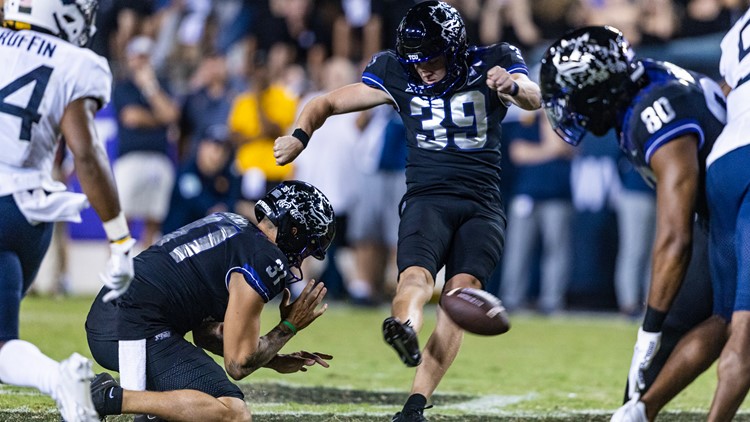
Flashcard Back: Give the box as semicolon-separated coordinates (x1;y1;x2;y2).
404;393;427;409
103;385;124;415
0;340;60;397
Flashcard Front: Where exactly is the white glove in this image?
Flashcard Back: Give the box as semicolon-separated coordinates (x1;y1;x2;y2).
100;237;136;303
611;396;648;422
626;328;662;399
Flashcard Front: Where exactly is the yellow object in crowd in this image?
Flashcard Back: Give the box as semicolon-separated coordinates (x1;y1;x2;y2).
228;84;297;180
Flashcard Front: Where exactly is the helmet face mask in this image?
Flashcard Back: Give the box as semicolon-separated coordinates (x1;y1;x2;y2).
540;26;643;145
255;181;336;281
3;0;98;47
396;0;467;97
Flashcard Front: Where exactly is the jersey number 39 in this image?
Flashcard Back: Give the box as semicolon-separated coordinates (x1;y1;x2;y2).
410;90;488;149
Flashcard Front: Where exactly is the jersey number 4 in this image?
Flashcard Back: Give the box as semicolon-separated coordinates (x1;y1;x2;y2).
0;65;53;141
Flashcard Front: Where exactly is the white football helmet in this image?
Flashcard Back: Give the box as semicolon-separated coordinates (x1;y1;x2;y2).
3;0;98;47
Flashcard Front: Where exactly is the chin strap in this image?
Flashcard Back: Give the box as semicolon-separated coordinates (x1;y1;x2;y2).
287;265;304;284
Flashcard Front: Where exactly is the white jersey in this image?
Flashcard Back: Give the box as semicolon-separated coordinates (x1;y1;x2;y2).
707;8;750;168
0;28;111;194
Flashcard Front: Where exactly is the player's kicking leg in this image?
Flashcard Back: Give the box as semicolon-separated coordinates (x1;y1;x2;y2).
383;266;433;367
392;275;481;422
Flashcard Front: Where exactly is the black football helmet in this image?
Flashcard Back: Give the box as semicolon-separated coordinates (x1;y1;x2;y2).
540;26;646;145
396;0;467;97
255;181;336;276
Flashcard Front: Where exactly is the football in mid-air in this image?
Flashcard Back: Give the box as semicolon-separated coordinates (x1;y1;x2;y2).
440;287;510;336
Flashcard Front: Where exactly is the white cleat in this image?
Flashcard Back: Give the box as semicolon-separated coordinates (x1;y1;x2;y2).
54;353;100;422
611;397;648;422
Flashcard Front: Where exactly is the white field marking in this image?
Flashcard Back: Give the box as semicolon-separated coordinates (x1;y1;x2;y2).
0;387;43;396
0;407;58;415
250;393;536;416
441;394;535;413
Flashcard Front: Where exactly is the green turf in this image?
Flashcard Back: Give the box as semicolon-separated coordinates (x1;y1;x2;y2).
1;295;747;421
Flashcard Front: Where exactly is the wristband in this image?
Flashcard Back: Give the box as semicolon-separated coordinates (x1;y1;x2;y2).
642;306;667;332
102;212;131;243
509;81;520;97
291;128;310;148
281;320;297;335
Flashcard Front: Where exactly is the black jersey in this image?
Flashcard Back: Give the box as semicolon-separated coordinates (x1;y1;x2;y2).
618;60;726;218
362;44;529;204
88;212;291;340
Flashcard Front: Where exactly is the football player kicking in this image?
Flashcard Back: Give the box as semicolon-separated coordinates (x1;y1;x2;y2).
0;1;135;421
540;26;727;421
273;2;541;420
85;181;335;422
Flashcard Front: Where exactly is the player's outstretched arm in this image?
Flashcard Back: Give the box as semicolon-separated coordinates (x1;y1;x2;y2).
486;66;541;111
62;97;135;302
274;82;392;165
222;276;328;380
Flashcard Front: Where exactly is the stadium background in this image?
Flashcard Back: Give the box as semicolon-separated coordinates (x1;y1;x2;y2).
30;0;735;312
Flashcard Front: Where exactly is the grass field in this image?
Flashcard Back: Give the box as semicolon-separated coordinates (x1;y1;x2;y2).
1;295;749;421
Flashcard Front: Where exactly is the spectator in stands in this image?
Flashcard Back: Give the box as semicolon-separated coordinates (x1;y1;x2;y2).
675;0;734;39
162;125;245;234
583;0;642;46
347;106;407;306
500;109;575;315
480;0;584;63
228;46;298;201
377;0;417;51
113;36;179;248
91;0;157;68
613;158;656;319
332;0;383;62
229;0;330;90
293;57;360;300
178;53;237;162
638;0;678;45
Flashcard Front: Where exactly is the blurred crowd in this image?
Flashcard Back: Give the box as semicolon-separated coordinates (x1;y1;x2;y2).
50;0;745;314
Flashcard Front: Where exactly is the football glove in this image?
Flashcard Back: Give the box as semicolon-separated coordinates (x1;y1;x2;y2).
627;327;662;399
611;396;648;422
100;237;136;303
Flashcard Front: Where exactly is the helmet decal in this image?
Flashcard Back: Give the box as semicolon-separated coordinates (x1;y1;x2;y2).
549;31;632;90
540;26;643;143
255;181;336;278
428;2;463;49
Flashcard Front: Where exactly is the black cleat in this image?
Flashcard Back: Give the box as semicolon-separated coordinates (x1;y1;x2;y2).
382;317;421;367
392;404;433;422
90;372;119;420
